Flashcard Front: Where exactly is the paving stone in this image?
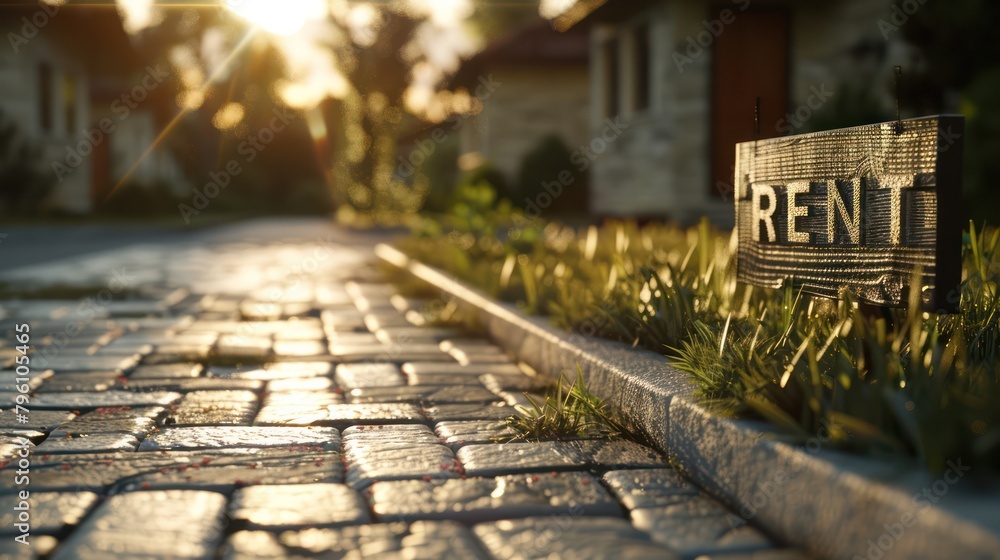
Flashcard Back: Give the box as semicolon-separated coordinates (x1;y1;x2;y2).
566;439;666;470
262;392;344;407
128;363;204;379
31;354;139;373
254;403;425;428
215;334;273;358
327;332;381;345
51;490;228;559
0;409;76;431
267;377;336;392
0;369;52;392
363;312;413;331
479;372;551;393
240;302;283;321
344;436;459;489
320;309;367;332
434;421;517;449
208;361;333;380
223;521;488;560
181;390;260;404
138;426;340;451
0;535;58;558
693;550;812;560
272;340;328;357
143;348;214;364
35;433;140;454
36;373;119;393
445;347;514;366
229;483;370;530
369;471;620;523
50;406;165;437
335;363;406;388
123;378;265;393
403;362;523;379
30;391;182;410
602;468;700;509
0;491;98;535
341;424;436;438
342;425;443;453
2;449;338;494
474;516;678;560
375;327;463;345
113;455;344;493
457;442;590;477
424;403;516;423
330;343;454;363
630;497;774;557
171;401;258;426
347;384;499;405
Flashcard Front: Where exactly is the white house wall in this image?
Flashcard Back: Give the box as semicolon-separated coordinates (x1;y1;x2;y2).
467;66;590;187
0;35;91;213
588;0;907;224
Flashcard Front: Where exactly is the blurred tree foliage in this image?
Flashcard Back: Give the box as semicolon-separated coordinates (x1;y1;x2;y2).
901;0;1000;222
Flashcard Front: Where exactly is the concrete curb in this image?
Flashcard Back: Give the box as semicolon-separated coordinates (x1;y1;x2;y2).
377;243;1000;560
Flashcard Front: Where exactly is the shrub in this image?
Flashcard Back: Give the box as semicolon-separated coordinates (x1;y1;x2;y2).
0;109;54;214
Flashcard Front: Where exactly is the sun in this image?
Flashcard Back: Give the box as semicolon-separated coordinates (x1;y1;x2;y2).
226;0;327;35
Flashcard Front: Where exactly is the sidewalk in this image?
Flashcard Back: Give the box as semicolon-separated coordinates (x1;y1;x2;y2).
0;220;808;559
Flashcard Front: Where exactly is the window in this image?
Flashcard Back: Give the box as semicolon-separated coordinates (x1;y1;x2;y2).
634;24;651;112
603;38;619;118
63;75;77;135
39;62;53;132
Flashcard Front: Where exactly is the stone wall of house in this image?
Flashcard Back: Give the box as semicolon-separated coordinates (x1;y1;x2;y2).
0;36;91;213
588;0;907;225
464;65;590;189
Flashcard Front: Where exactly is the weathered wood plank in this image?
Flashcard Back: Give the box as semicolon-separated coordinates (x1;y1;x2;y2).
734;115;964;312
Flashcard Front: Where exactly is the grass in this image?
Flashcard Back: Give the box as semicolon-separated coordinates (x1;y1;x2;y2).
399;215;1000;474
500;367;625;442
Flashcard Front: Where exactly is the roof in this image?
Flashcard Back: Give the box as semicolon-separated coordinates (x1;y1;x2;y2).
451;18;589;88
0;1;142;75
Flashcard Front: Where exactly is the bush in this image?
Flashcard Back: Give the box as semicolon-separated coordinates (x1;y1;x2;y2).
0;109;54;214
515;134;588;215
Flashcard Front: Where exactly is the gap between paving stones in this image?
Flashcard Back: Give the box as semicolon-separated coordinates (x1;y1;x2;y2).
376;243;1000;560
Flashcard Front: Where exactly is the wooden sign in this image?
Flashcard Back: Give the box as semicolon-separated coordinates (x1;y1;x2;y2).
734;115;964;312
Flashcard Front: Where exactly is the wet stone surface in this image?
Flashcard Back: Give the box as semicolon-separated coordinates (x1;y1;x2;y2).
223;521;490;560
474;516;678;560
228;483;370;530
51;490;228;559
138;426;340;451
0;492;99;536
369;472;621;523
0;227;800;558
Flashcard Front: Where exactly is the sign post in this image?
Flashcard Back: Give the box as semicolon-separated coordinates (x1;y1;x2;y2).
734;115;964;313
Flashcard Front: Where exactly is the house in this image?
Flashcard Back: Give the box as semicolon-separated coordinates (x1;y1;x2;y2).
449;18;591;210
546;0;910;224
0;3;186;214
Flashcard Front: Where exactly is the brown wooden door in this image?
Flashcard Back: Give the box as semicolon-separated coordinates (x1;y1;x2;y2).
710;7;789;198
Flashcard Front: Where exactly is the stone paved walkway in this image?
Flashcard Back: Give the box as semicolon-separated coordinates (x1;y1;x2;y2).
0;220;809;559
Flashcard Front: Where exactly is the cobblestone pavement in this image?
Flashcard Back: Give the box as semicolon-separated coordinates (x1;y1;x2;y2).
0;220;809;559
